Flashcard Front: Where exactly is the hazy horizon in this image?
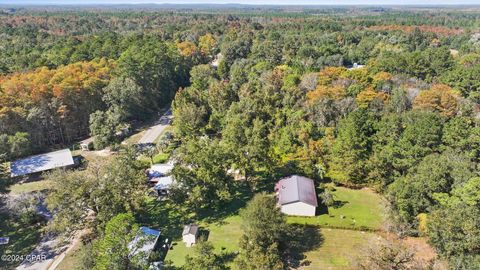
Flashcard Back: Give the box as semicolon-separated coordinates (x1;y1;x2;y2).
2;0;480;6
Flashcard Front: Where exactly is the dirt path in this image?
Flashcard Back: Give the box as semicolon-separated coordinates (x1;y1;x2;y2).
47;231;84;270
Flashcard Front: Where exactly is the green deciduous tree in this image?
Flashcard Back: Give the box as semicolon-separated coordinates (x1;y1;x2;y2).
184;239;228;270
388;151;475;224
427;177;480;269
328;109;376;185
171;138;233;211
46;148;146;233
235;193;286;270
93;213;150;270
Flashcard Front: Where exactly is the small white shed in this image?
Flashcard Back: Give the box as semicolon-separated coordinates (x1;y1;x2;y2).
182;224;199;247
275;175;318;217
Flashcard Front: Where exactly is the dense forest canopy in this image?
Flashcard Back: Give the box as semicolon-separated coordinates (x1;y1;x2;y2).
1;5;480;269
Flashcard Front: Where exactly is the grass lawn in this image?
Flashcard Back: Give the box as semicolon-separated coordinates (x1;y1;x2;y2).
8;180;53;195
301;228;378;270
165;215;242;266
0;212;44;269
287;186;385;230
123;130;146;146
55;241;85;270
152;153;170;164
164;186;386;268
165;218;378;270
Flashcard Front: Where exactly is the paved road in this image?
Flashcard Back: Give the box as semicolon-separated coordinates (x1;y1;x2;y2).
137;109;172;145
15;233;65;270
15;199;63;270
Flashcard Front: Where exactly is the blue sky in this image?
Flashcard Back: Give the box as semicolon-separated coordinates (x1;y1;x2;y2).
2;0;480;5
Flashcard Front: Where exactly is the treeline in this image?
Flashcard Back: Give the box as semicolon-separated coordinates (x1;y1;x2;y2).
0;31;216;158
0;59;114;159
1;8;478;74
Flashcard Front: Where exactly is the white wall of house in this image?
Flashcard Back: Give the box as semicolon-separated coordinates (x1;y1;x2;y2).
281;202;316;216
183;234;197;247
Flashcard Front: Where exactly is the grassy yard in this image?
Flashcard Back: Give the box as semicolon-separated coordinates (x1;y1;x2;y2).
152;152;170;164
0;212;44;269
165;215;242;266
164;186;386;268
8;180;53;195
287;186;385;230
165;219;379;270
55;241;85;270
301;228;377;270
53;186;386;269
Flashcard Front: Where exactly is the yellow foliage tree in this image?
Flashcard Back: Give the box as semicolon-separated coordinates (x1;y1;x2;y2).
199;33;217;56
306;85;346;103
356;87;389;108
372;71;393;83
413;84;459;117
317;66;347;85
177;41;198;57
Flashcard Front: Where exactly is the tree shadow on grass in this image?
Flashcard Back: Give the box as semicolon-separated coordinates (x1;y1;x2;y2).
283;224;324;268
135;200;189;241
316;203;329;216
217;250;238;265
331;200;348;209
195;183;254;225
198;228;210;241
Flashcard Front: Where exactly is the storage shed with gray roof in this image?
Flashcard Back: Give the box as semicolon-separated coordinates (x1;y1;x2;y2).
275;175;318;216
10;149;74;177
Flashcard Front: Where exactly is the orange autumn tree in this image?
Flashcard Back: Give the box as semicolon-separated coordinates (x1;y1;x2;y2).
356;87;389;108
306;85;346;104
177;41;199;57
413;84;459;117
372;71;393;84
317;66;347;86
0;59;115;147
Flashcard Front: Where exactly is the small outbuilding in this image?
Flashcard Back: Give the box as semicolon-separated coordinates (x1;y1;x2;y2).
275;175;318;217
347;63;365;70
129;227;161;261
210;53;223;68
0;237;9;245
10;149;75;177
182;224;199;247
147;164;174;196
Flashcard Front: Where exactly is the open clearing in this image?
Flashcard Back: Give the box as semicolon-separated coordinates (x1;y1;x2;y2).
287;186;386;230
8;180;53;195
165;186;386;269
300;228;378;270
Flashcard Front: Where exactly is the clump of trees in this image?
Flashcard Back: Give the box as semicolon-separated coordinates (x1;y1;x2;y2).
184;239;228;270
171;44;480;268
0;59;114;155
46;148;146;233
235;193;287;270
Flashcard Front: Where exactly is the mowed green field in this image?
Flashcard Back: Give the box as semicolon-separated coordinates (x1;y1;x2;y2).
287;186;385;230
165;215;242;266
301;228;378;270
165;187;385;269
